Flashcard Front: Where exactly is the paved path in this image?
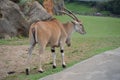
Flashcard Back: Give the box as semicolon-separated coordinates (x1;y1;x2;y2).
39;48;120;80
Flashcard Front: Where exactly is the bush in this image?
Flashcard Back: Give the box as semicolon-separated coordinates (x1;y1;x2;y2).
107;0;120;15
96;0;120;15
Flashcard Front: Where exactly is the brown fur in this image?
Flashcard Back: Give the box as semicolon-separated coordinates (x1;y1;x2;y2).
29;18;67;47
27;11;86;74
63;22;74;46
26;18;68;74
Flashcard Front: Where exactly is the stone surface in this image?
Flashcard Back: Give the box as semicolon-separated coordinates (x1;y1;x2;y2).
0;0;28;38
0;0;52;38
27;1;52;25
39;48;120;80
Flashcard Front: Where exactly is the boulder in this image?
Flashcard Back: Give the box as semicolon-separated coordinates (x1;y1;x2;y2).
0;0;28;38
27;1;52;25
0;0;52;39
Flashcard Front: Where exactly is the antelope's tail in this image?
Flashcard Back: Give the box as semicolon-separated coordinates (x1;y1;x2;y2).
31;27;37;43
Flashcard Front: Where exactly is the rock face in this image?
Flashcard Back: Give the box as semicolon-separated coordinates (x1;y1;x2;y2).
0;0;52;39
28;1;52;25
0;0;28;38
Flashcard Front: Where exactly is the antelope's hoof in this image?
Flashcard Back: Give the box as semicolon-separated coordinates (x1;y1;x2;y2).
38;69;44;73
67;43;71;47
53;65;56;69
7;71;16;75
62;64;66;68
26;68;29;75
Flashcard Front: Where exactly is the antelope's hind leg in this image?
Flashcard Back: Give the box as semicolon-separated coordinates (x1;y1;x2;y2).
38;43;47;73
26;39;36;75
60;48;66;68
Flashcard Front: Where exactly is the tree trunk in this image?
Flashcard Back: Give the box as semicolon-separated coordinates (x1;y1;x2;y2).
53;0;65;15
43;0;65;15
43;0;54;15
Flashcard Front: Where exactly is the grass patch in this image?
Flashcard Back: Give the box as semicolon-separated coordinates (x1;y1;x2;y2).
65;2;111;16
0;37;28;45
1;15;120;80
65;2;97;15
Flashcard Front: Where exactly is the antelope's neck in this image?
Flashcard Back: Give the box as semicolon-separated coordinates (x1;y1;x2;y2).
63;22;74;37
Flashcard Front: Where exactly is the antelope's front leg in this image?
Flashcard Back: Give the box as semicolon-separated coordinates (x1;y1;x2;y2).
51;47;56;68
60;47;66;68
66;38;71;47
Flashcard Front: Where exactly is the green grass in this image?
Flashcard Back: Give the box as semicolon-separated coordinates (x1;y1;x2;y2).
0;37;28;45
57;15;120;37
65;2;97;15
1;15;120;80
65;2;111;16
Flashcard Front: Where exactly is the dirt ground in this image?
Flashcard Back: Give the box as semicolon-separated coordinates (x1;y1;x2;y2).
0;45;51;79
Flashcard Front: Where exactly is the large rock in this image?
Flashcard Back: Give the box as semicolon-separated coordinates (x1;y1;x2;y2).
27;1;52;25
0;0;52;39
0;0;28;38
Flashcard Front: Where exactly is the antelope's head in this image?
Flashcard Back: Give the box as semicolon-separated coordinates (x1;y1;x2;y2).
60;8;86;34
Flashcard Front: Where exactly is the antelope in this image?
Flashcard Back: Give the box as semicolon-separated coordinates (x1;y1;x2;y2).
26;8;86;75
61;8;86;46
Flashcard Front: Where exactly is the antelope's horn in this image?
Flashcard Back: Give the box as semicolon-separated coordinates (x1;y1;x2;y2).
59;11;76;20
63;7;79;21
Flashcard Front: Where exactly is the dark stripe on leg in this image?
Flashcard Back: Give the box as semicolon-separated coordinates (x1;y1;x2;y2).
60;49;64;53
51;49;55;53
26;68;29;75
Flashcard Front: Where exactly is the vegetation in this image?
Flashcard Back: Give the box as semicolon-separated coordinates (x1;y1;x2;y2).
1;15;120;80
65;2;98;15
100;0;120;15
12;0;120;16
65;0;120;16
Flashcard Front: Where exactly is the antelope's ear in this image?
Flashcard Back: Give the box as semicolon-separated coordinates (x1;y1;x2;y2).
71;20;79;24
